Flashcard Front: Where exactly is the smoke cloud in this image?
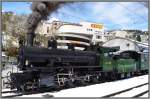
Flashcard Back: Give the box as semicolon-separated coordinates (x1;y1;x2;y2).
26;2;66;34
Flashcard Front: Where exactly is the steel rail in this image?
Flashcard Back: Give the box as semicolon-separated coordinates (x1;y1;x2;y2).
132;90;149;98
101;83;148;98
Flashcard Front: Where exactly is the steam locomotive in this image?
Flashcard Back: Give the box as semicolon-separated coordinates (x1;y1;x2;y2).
10;43;102;92
8;34;148;93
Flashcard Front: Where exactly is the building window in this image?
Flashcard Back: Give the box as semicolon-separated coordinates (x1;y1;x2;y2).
54;23;57;25
126;43;130;47
96;36;101;39
87;28;93;31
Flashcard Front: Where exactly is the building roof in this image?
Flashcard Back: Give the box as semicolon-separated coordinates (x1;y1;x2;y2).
102;37;140;52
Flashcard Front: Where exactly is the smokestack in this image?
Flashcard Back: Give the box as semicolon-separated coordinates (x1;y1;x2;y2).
27;33;34;46
26;2;66;46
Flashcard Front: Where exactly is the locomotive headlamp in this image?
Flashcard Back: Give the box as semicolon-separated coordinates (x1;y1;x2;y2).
25;60;29;65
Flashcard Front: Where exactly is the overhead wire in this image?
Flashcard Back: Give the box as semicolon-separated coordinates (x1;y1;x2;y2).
116;2;148;22
116;2;148;30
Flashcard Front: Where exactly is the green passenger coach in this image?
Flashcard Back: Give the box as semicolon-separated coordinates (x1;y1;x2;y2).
99;47;148;79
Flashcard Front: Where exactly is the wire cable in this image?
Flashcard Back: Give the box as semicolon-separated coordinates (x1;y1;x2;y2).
117;2;147;22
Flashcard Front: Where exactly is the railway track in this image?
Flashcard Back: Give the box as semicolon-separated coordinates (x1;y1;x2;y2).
101;83;148;98
1;90;23;98
2;82;148;98
132;90;149;98
1;87;58;98
2;90;18;94
2;74;148;98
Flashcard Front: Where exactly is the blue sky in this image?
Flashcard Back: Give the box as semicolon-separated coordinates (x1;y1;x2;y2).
2;2;148;31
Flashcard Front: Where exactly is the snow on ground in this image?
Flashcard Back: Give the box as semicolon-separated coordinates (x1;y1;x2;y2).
15;75;148;97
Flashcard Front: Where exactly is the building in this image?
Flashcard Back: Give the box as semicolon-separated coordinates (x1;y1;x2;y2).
108;30;136;40
35;21;53;37
102;37;141;52
36;20;148;49
107;30;148;43
140;34;148;43
36;21;105;49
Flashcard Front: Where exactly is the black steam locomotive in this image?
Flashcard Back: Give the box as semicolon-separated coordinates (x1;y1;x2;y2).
10;45;103;92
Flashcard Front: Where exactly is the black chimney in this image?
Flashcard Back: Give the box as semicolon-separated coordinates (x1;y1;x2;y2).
27;33;34;46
